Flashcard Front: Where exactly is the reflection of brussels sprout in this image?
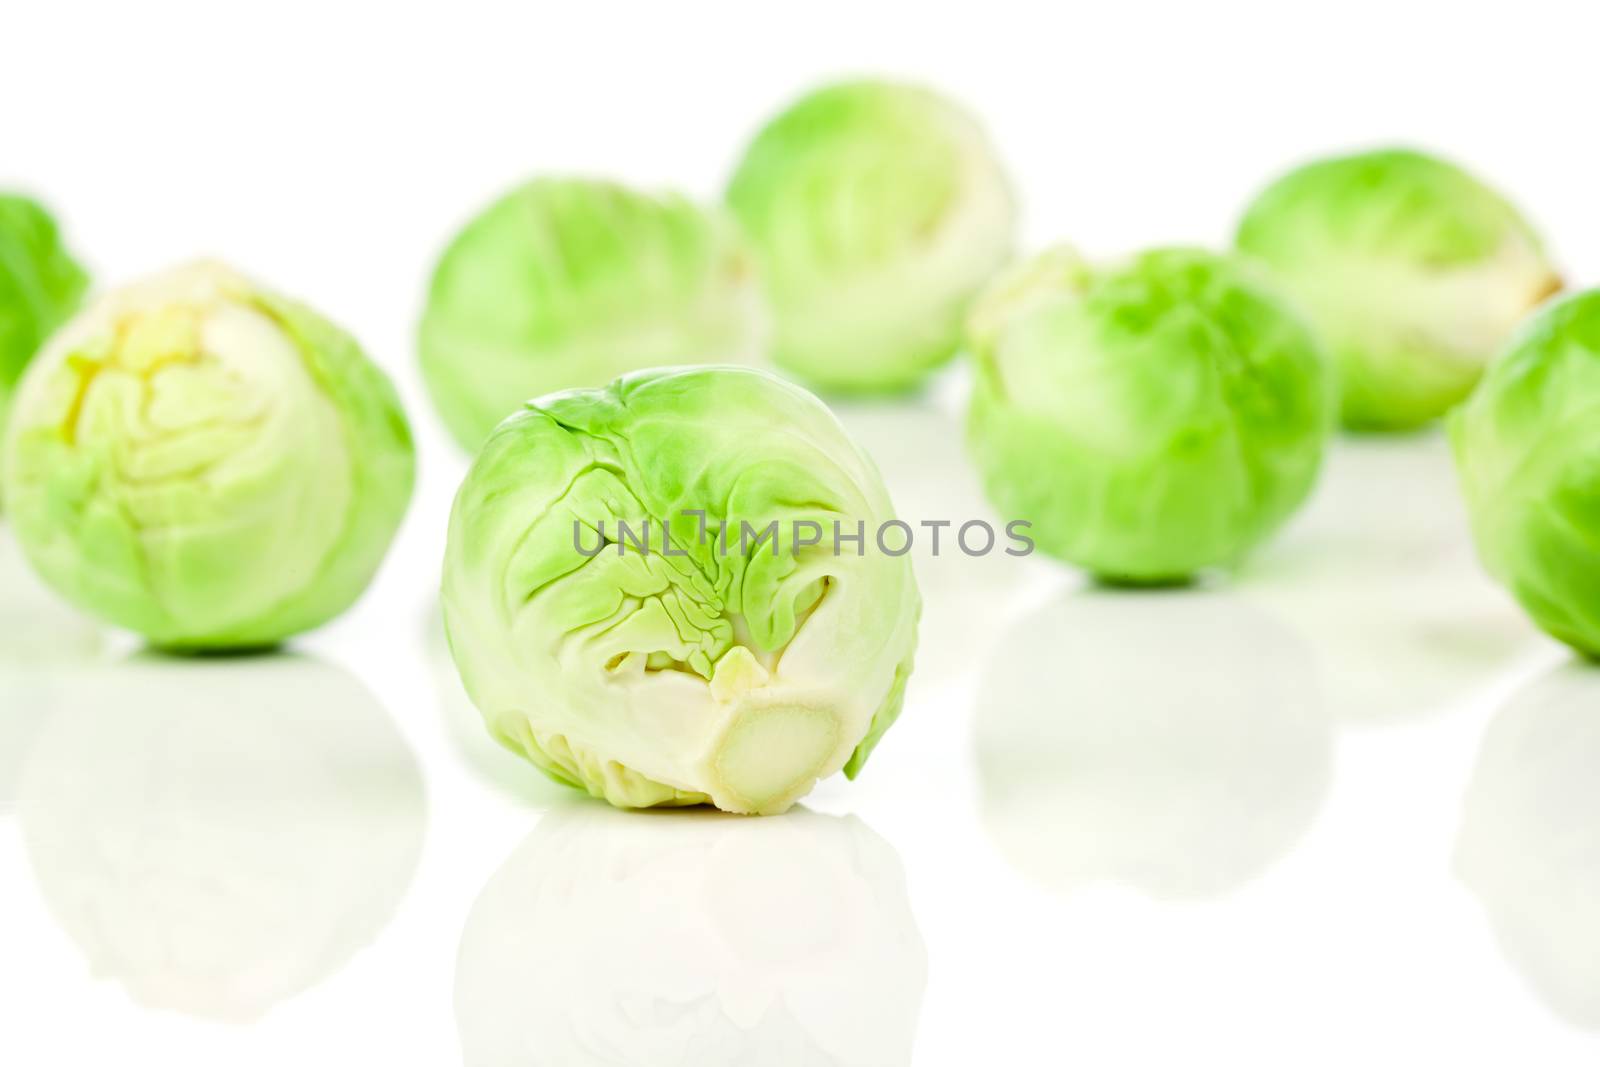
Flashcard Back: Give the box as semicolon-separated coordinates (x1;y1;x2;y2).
0;530;102;812
2;261;414;650
18;655;425;1022
457;807;927;1066
727;80;1016;392
1237;148;1561;430
1241;431;1543;724
443;366;919;815
1457;666;1600;1029
421;178;765;449
967;246;1333;584
976;591;1330;899
1452;291;1600;657
0;194;89;474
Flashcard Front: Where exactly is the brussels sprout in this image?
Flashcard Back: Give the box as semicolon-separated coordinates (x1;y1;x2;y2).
442;366;919;815
1451;290;1600;658
420;178;765;449
727;79;1016;392
0;194;89;476
1236;148;1561;430
967;246;1333;584
2;261;414;650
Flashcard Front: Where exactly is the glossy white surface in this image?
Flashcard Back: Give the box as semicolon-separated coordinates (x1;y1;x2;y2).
4;1;1600;1064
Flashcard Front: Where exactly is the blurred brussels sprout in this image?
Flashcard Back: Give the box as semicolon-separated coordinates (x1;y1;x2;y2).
0;194;89;476
727;79;1016;392
967;246;1333;584
420;178;765;449
2;261;414;650
1237;148;1561;430
442;366;919;815
1452;290;1600;657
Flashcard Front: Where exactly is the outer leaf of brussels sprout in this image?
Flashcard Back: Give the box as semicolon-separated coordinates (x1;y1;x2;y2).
967;247;1333;583
727;80;1016;392
1451;290;1600;657
2;262;414;649
442;366;920;814
420;178;765;450
0;194;89;481
1236;148;1561;430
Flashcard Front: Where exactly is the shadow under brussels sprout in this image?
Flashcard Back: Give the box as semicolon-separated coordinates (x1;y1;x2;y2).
974;587;1334;901
1237;430;1549;725
16;652;426;1023
455;803;927;1067
1455;662;1600;1031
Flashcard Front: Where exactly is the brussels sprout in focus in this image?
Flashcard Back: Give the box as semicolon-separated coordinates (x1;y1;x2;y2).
727;79;1016;392
0;194;89;478
442;366;920;815
1237;148;1561;430
2;261;414;650
1452;290;1600;658
967;246;1333;584
420;178;764;449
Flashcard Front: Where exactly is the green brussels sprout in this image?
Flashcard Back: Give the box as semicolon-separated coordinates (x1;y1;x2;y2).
0;194;89;476
727;79;1016;392
1236;148;1561;430
420;178;765;449
442;366;919;815
967;246;1333;584
2;261;414;650
1451;290;1600;658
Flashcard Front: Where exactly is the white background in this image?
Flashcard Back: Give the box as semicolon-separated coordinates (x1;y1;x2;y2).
3;1;1600;1063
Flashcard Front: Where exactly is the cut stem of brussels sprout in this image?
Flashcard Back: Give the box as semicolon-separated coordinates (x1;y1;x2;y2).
711;700;842;814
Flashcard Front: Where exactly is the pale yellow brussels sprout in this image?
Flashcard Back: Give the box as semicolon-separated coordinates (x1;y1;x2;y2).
3;261;414;650
442;366;920;815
